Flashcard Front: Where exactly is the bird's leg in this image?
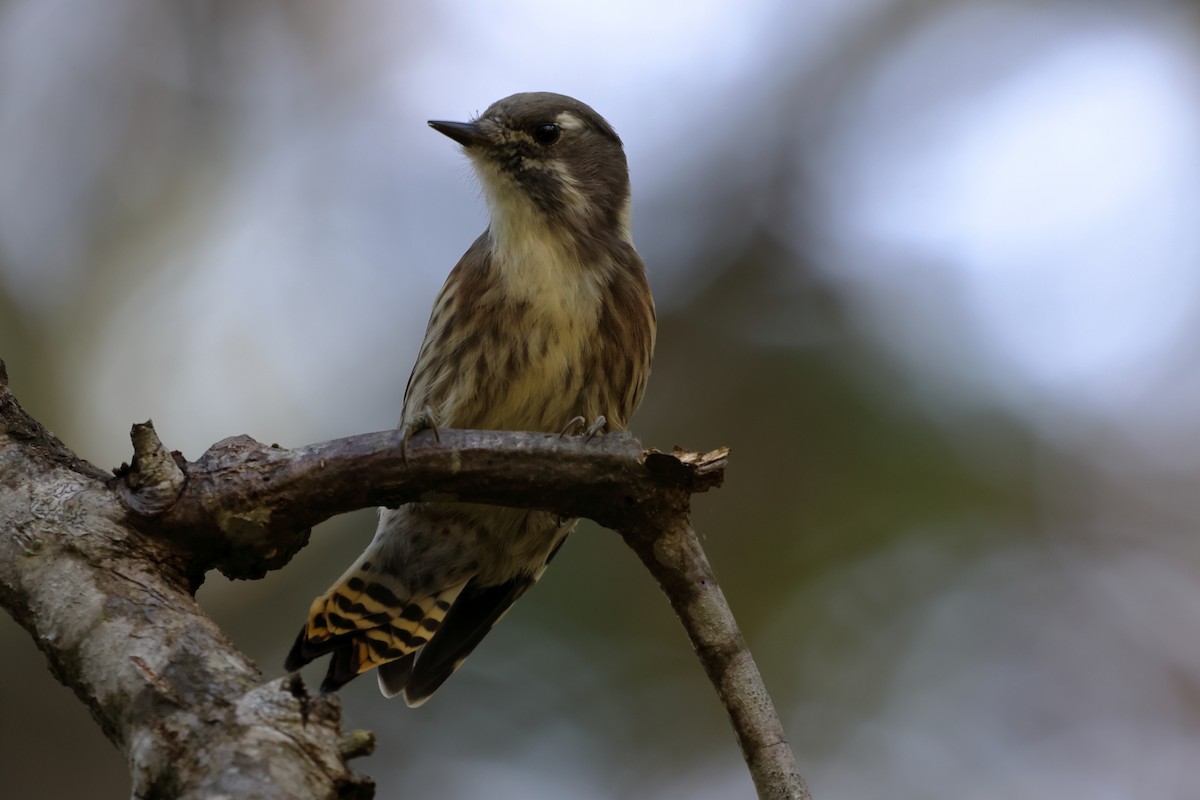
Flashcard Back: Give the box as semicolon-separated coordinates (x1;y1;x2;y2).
402;405;441;465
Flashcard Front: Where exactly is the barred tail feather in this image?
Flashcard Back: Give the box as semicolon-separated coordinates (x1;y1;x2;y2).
284;560;463;694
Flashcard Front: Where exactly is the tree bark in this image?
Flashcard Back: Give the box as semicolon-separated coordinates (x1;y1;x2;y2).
0;370;375;799
0;361;809;800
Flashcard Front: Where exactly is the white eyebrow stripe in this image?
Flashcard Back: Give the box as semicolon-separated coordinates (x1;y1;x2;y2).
556;111;584;130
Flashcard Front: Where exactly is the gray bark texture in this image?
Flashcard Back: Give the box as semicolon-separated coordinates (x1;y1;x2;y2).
0;360;810;800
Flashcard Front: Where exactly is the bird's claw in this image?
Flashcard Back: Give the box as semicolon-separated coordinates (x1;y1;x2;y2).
401;406;441;465
583;415;607;442
559;415;587;438
559;415;606;442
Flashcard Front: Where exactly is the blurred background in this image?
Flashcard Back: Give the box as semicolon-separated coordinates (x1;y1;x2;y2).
3;0;1199;797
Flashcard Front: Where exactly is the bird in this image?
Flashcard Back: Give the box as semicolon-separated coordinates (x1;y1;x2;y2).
284;92;656;706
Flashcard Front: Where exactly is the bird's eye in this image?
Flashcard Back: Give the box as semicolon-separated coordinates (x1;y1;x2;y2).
532;123;561;145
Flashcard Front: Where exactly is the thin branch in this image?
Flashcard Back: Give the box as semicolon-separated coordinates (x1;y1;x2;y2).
117;423;725;582
622;514;811;800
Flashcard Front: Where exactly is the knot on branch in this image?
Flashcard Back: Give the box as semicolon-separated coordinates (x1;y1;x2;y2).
114;420;186;516
338;730;377;761
191;434;313;580
116;428;312;581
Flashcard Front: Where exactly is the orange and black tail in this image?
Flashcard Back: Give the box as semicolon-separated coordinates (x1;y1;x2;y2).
287;545;560;704
284;557;462;694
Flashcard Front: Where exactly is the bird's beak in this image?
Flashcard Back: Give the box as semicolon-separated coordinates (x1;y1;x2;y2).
428;120;489;148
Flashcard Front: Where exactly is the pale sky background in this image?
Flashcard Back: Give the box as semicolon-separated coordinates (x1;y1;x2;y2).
6;0;1196;462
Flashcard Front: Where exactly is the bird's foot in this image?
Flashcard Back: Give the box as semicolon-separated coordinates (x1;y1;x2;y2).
559;415;586;438
583;415;607;442
559;414;606;442
401;405;441;465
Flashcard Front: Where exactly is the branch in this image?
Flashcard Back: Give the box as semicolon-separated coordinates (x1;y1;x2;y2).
115;423;725;580
0;373;374;798
1;362;809;799
622;514;811;799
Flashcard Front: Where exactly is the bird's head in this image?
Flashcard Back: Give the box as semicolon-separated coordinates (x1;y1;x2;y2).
429;92;632;246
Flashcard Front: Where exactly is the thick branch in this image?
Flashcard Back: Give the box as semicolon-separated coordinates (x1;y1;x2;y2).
0;375;373;799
